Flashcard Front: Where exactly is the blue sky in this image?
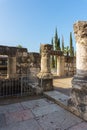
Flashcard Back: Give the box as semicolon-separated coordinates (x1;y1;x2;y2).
0;0;87;52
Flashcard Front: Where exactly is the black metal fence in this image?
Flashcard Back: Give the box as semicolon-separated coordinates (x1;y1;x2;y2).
0;74;39;98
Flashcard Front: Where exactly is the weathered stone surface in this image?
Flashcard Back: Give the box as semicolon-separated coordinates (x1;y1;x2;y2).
64;56;76;76
57;56;65;76
21;98;53;110
0;114;6;128
44;90;69;106
16;50;29;75
5;109;34;125
1;119;43;130
38;44;53;76
0;45;27;56
32;104;59;117
0;98;86;130
68;21;87;121
38;78;53;91
68;122;87;130
0;103;23;114
74;21;87;44
37;110;82;130
74;21;87;75
29;52;41;68
37;44;53;91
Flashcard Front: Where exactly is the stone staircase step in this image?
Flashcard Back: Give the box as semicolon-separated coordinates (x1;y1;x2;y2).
44;90;83;121
44;91;69;109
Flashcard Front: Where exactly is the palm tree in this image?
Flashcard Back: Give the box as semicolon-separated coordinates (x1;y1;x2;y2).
64;46;70;56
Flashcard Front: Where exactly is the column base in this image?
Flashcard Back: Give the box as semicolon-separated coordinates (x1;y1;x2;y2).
37;72;53;91
68;75;87;121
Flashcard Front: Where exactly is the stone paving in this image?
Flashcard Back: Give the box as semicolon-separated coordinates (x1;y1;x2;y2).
0;97;87;130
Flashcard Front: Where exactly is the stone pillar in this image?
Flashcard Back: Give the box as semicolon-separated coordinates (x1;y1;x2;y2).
7;57;16;78
57;56;65;76
37;44;53;91
68;21;87;121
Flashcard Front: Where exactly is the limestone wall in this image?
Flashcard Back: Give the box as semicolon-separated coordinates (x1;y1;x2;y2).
28;53;41;81
16;50;30;75
51;56;76;77
0;45;76;78
0;45;41;79
64;56;76;76
29;52;41;68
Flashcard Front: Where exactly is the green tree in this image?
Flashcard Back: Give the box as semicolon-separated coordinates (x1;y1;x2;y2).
39;43;41;54
64;46;70;76
62;35;64;52
54;28;60;50
51;38;55;68
72;46;74;56
58;38;61;50
17;44;23;48
70;32;74;57
54;28;58;50
51;38;54;49
54;28;61;68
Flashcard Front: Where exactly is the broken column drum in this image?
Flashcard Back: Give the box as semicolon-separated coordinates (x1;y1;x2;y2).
69;21;87;121
37;44;53;91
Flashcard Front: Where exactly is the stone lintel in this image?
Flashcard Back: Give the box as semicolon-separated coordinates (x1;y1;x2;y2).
50;50;63;56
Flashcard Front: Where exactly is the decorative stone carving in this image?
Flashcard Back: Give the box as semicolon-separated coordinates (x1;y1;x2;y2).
68;21;87;121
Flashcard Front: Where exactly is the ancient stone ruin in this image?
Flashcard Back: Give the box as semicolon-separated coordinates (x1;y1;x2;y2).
68;21;87;121
37;44;53;91
0;43;76;97
0;46;42;96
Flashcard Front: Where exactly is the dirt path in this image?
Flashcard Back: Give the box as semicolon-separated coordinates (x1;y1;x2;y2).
53;77;72;96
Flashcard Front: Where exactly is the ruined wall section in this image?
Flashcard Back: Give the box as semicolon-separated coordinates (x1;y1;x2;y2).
29;52;41;68
16;49;30;75
28;53;41;81
0;46;30;77
0;45;41;78
64;56;76;76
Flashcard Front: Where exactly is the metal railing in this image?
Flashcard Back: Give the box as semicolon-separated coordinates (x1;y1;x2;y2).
0;73;39;98
0;78;21;97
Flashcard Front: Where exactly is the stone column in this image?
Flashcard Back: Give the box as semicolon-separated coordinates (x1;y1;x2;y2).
57;56;65;76
7;57;16;78
37;44;53;91
68;21;87;121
